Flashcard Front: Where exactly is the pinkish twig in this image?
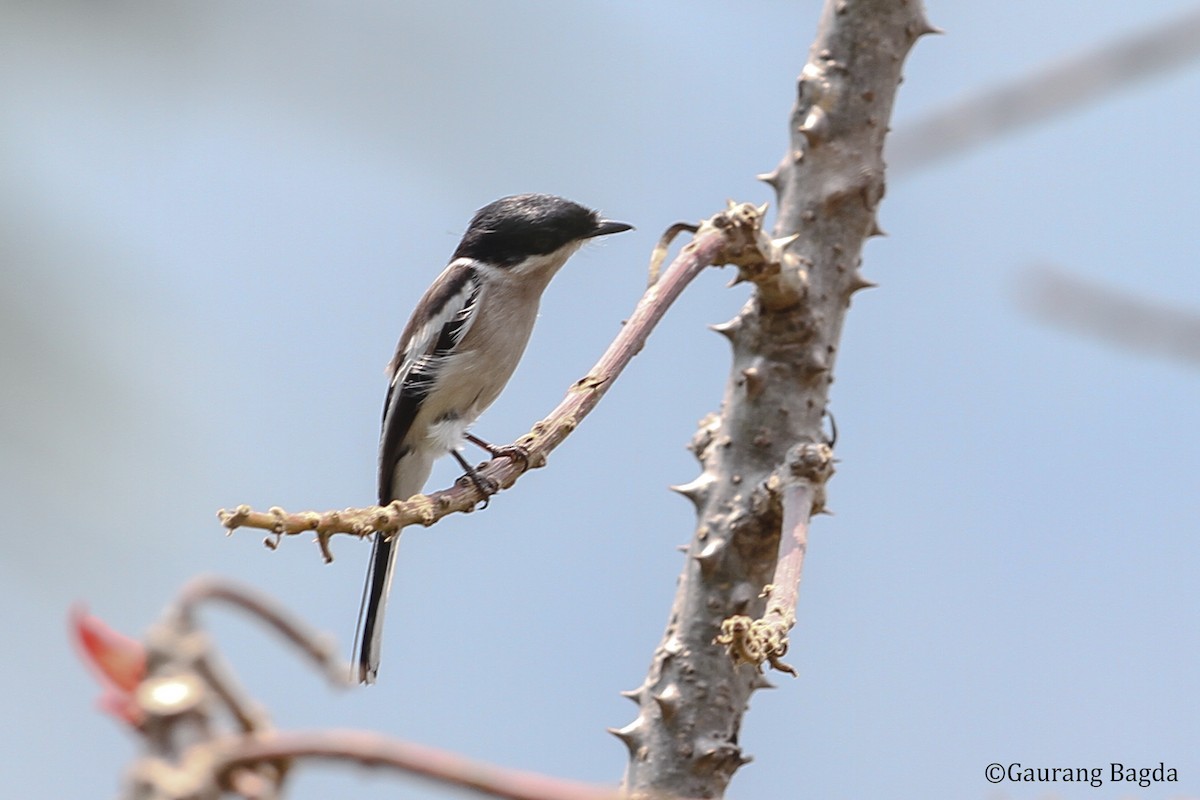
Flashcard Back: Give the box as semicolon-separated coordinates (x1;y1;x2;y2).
213;730;628;800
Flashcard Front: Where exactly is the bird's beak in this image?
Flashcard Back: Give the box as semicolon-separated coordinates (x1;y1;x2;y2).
590;219;634;238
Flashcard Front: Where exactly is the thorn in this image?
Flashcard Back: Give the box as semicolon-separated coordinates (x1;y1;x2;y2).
695;741;749;768
740;366;765;399
771;233;800;251
670;474;713;509
607;719;645;755
919;21;945;36
755;201;769;217
848;272;878;294
694;537;726;576
652;684;681;722
709;318;741;341
797;106;829;144
802;347;829;379
619;687;644;705
751;672;777;691
756;169;780;188
868;218;887;237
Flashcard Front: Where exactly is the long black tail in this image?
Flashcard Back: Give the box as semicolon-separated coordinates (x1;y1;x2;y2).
355;532;394;684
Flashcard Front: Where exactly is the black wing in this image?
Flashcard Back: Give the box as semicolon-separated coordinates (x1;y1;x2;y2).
376;260;483;503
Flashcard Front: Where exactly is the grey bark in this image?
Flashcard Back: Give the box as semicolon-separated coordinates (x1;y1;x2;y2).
616;1;932;796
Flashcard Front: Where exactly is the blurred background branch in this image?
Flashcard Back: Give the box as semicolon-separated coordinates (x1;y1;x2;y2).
889;5;1200;173
80;578;627;800
1018;265;1200;367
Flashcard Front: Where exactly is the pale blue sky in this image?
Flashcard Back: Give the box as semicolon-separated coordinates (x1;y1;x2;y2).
2;2;1198;798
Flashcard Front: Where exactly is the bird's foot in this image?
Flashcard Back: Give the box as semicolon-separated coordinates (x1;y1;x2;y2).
452;450;499;509
465;433;531;470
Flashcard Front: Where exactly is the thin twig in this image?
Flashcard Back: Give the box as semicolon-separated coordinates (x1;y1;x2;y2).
647;221;699;286
213;730;625;800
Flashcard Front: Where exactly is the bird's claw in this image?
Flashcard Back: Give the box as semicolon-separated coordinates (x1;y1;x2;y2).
455;436;531;509
465;433;531;470
457;469;498;508
451;450;499;509
488;443;530;470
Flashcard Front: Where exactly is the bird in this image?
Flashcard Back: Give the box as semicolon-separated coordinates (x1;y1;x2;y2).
356;193;633;683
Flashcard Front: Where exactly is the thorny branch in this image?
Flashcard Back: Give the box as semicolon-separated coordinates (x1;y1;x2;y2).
217;203;785;561
617;0;930;795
